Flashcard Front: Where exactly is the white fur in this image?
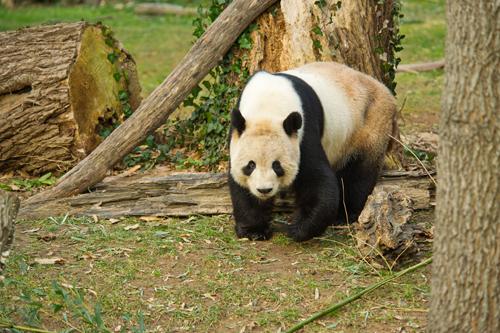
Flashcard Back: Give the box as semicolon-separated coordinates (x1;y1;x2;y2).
285;68;354;166
239;71;305;142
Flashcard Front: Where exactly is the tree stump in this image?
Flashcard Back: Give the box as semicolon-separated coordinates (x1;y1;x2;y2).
0;22;141;176
0;190;19;280
354;185;432;268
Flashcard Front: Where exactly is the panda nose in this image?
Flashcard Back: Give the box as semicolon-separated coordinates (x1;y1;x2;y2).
257;188;273;194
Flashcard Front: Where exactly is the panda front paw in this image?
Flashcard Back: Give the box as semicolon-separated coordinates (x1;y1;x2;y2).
235;225;272;241
287;223;314;242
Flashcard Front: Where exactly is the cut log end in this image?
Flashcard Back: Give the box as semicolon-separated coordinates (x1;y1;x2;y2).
0;22;141;176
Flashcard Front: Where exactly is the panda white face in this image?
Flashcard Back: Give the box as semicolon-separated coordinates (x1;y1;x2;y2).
230;117;302;201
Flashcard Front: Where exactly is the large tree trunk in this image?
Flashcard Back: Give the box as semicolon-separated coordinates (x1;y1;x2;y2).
246;0;397;87
428;1;499;332
0;190;19;280
0;22;141;175
25;0;279;204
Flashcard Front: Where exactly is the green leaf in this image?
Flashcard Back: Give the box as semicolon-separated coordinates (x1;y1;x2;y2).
113;71;122;82
107;52;118;64
312;25;323;36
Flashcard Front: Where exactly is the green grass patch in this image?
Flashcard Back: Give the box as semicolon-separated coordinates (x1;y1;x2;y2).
1;216;431;332
395;0;445;131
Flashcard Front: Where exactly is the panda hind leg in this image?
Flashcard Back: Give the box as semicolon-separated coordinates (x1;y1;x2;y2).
336;154;382;224
229;176;274;240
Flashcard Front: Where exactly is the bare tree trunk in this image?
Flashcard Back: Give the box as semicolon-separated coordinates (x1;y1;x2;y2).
247;0;398;87
428;1;500;332
0;190;19;280
25;0;279;205
0;23;141;175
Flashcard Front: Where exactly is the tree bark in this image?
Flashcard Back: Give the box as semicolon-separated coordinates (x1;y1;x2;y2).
25;0;279;205
428;1;499;332
0;190;19;280
18;170;435;220
0;22;141;175
246;0;397;86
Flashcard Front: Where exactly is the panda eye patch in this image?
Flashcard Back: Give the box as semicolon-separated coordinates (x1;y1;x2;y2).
272;161;285;177
242;160;256;176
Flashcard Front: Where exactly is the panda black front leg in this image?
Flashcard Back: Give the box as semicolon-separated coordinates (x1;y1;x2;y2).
228;175;274;240
287;163;340;242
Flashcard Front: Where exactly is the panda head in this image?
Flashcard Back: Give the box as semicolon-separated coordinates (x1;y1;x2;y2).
230;108;303;200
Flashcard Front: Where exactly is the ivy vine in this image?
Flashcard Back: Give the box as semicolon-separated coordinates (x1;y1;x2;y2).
162;0;255;170
378;0;404;94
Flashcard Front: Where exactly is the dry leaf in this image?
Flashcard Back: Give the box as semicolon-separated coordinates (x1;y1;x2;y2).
22;228;40;234
33;257;65;265
37;233;57;242
109;218;120;224
314;288;320;300
122;164;142;177
139;216;162;222
124;224;140;231
9;184;20;191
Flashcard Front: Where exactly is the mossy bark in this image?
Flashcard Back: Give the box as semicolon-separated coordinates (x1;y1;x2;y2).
0;22;141;175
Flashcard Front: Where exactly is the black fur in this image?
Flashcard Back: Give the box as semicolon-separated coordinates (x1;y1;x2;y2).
283;111;302;136
336;155;382;224
276;73;339;241
231;109;246;135
228;176;274;240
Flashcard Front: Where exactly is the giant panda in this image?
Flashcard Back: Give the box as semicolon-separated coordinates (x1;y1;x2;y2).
228;62;396;242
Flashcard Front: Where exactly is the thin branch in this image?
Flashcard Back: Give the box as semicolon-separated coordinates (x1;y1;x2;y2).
0;321;56;333
284;257;432;333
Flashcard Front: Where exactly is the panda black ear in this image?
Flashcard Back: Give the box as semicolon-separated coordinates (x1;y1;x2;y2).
283;112;302;136
231;109;246;135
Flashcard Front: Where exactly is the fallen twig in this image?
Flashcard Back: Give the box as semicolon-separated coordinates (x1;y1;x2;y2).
284;257;432;333
0;320;56;333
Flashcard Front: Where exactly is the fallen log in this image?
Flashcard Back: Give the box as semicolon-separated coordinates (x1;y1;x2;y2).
1;190;19;280
397;60;445;73
26;0;279;205
18;170;435;220
0;22;141;175
134;3;198;16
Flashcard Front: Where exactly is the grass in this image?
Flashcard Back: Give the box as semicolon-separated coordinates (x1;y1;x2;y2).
396;0;445;133
1;216;431;332
0;1;443;331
